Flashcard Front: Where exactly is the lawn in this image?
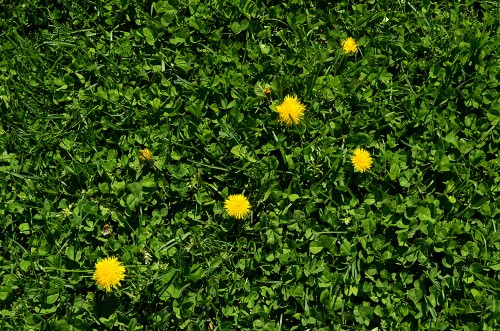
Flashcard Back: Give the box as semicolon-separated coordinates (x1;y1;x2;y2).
1;1;499;330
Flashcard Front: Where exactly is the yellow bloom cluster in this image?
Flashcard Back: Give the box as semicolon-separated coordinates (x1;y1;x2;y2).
224;194;251;219
351;148;373;172
276;95;306;126
93;257;126;292
139;148;153;162
342;37;358;53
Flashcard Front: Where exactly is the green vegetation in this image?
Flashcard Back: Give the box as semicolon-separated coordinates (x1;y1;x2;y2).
1;1;499;330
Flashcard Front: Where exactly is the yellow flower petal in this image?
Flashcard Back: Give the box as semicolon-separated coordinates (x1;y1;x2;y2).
351;148;372;172
224;194;251;219
276;95;306;126
342;37;358;53
93;257;126;292
139;148;153;162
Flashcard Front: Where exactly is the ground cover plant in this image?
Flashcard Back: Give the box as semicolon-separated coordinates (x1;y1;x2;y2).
1;0;499;330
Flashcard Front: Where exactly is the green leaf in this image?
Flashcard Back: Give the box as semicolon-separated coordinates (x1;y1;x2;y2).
340;240;351;256
171;150;181;161
309;241;323;254
126;194;140;209
143;27;157;45
260;44;270;54
19;260;31;272
389;163;400;181
169;28;189;44
65;245;81;262
127;182;143;199
489;264;500;271
46;293;59;305
19;223;30;234
0;287;11;301
230;20;249;34
142;177;156;188
416;206;433;221
407;288;423;305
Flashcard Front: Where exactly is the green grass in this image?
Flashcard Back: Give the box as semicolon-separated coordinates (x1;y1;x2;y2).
1;0;500;330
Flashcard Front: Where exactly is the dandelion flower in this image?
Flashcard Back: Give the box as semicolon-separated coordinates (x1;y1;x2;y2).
276;95;306;126
139;148;153;162
264;87;272;95
93;257;126;292
224;194;251;219
351;148;372;173
342;37;358;53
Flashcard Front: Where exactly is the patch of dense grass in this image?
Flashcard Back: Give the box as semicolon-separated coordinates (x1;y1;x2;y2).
1;1;499;330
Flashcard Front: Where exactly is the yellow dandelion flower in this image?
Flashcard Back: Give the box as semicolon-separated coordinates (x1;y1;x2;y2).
139;148;153;162
264;87;272;95
276;95;306;126
224;194;251;219
342;37;358;53
351;148;373;173
93;257;126;292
